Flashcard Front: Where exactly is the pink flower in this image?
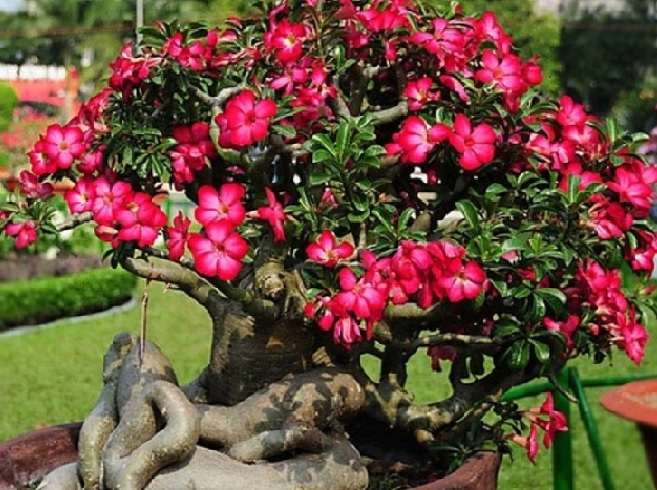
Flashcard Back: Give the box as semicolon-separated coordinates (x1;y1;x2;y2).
616;310;649;365
263;19;310;64
195;184;246;227
333;316;362;345
5;221;38;249
333;266;387;336
386;116;450;164
507;424;540;464
215;90;277;148
91;178;133;225
115;192;168;247
404;77;439;111
18;170;53;199
449;114;496;171
65;176;96;214
188;221;248;281
41;124;86;170
166;212;191;261
474;49;526;94
306;231;354;267
607;167;654;213
543;315;580;346
532;392;568;449
250;188;288;242
436;260;486;303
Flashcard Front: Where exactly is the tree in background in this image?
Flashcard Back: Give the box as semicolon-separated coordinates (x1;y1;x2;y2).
559;0;657;117
0;83;18;133
0;0;255;91
433;0;562;95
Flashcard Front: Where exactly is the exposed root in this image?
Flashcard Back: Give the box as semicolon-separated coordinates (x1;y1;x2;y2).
227;425;328;463
41;334;370;490
196;367;365;449
103;380;200;490
78;332;136;489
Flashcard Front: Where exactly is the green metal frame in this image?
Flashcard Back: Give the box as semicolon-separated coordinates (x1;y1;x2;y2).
503;368;656;490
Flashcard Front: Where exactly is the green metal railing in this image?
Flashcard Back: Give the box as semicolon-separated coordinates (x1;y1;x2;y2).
503;368;656;490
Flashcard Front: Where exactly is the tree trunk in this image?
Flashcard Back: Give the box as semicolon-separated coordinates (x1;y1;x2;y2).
205;300;315;405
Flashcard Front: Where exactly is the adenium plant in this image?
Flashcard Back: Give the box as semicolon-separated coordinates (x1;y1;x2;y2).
2;0;656;488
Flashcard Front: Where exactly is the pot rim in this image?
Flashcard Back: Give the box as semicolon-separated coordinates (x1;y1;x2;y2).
600;378;657;428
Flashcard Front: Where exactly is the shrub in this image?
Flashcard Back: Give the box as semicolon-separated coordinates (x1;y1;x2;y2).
0;83;18;134
0;267;137;331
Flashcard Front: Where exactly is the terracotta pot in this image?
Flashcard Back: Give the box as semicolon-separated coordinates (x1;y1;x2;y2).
600;378;657;487
0;422;81;489
0;424;500;489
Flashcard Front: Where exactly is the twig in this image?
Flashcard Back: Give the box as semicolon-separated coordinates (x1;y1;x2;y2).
192;85;245;108
55;211;94;232
139;279;150;365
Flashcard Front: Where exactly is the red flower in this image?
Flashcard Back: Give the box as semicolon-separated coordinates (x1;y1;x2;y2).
41;124;86;170
115;192;168;247
215;90;277;148
65;176;96;214
386;116;450;164
607;166;654;213
195;183;246;227
306;231;354;267
188;221;248;281
449;114;496;171
435;260;486;303
170;122;217;186
263;19;310;64
166;212;191;261
250;188;288;242
474;49;526;94
616;310;649;365
5;221;38;249
18;170;53;199
404;77;440;111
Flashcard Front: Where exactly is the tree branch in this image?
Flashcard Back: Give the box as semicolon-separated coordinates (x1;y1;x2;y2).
193;85;245;108
121;256;234;316
370;101;409;125
55;211;94;232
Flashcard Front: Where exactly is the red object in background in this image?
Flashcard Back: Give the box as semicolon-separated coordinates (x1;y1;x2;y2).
1;66;80;115
9;79;66;107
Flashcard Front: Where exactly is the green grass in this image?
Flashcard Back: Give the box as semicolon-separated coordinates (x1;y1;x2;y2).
1;281;655;489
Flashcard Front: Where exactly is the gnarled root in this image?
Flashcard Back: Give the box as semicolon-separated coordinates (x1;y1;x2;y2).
39;434;368;490
40;333;369;490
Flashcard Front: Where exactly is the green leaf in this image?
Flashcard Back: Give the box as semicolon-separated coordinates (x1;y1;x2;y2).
566;173;581;205
312;149;334;165
505;340;530;370
535;288;567;316
530;340;551;364
455;200;479;229
528;294;547;322
335;122;350;157
272;124;296;138
351;193;369;212
495;320;521;338
309;170;331;186
311;133;337;156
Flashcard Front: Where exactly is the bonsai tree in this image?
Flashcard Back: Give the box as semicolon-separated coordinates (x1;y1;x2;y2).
1;0;655;488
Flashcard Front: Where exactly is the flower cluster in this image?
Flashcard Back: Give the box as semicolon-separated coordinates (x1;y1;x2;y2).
305;239;487;345
507;392;568;463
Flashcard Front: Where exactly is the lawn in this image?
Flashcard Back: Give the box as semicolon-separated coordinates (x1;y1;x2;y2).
1;280;655;489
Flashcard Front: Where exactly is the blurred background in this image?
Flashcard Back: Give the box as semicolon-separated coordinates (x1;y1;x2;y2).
1;2;657;488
